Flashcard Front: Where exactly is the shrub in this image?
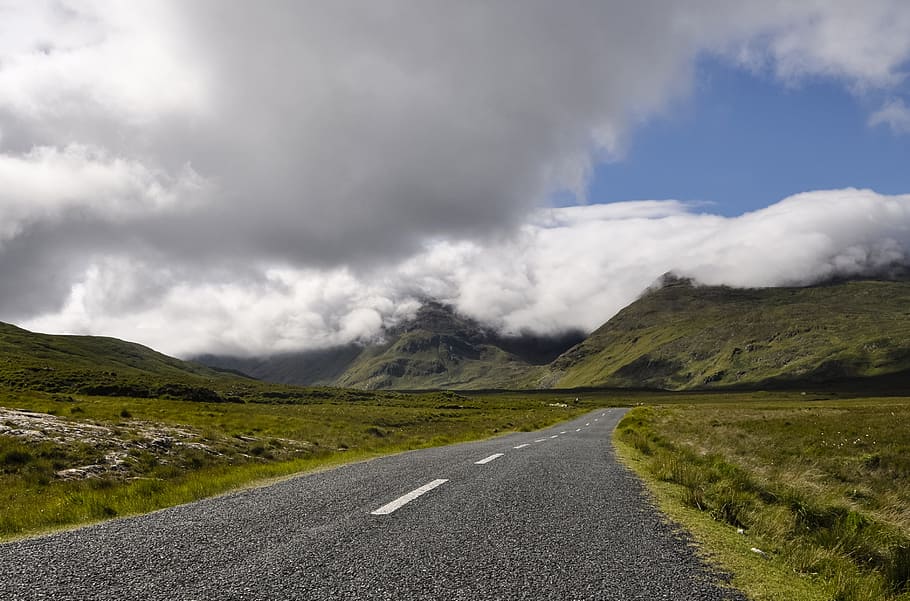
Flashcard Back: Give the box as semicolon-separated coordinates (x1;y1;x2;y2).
884;544;910;593
2;450;32;467
365;426;388;438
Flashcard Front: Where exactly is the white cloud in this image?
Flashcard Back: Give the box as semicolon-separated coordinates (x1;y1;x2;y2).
0;1;208;124
0;144;208;244
763;1;910;88
22;189;910;357
869;98;910;134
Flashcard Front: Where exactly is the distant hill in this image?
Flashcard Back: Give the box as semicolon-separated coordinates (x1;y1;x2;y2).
544;277;910;390
334;302;584;389
195;344;363;387
199;302;584;389
0;321;242;400
11;277;910;394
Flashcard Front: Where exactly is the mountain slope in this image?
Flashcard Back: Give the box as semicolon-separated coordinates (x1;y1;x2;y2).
340;302;590;389
333;302;535;389
0;321;240;397
195;344;363;387
546;277;910;390
199;302;584;389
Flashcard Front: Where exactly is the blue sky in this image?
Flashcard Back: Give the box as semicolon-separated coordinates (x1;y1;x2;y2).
587;57;910;216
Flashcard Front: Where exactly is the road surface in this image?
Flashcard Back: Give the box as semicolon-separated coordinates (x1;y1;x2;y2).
0;408;745;600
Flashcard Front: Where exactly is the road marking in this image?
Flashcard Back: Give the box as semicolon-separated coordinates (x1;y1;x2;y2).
371;479;448;516
586;423;590;426
549;435;559;439
594;418;599;422
513;443;530;449
575;428;581;432
534;438;547;443
560;431;567;434
475;453;504;465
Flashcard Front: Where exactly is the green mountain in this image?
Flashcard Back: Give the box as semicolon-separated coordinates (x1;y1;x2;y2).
0;321;240;400
544;276;910;390
199;302;584;389
12;276;910;394
333;302;572;389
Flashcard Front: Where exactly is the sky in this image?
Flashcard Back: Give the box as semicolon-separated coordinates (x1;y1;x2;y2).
0;1;909;357
589;57;910;214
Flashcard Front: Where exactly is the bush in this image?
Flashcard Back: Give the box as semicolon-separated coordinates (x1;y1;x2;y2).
365;426;388;438
2;450;32;467
885;545;910;593
155;384;224;403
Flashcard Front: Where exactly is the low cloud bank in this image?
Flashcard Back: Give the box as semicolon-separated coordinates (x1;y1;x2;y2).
20;188;910;357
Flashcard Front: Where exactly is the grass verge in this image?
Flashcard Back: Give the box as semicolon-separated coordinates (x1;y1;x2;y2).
614;399;910;601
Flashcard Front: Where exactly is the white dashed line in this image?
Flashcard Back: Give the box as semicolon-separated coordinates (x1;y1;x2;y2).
594;418;599;422
560;431;567;434
575;428;581;432
475;453;505;465
371;479;448;516
534;438;547;443
586;423;591;426
513;443;530;449
549;435;559;439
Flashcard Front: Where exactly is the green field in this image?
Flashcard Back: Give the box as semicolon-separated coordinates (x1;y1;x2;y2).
6;379;910;601
0;386;600;540
615;396;910;601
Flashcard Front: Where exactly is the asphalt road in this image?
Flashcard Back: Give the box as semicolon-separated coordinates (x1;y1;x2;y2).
0;408;746;600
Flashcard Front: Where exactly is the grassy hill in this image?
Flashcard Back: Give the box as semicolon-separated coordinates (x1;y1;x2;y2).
333;302;538;389
545;277;910;390
0;321;246;400
310;301;584;389
199;279;910;391
200;302;583;389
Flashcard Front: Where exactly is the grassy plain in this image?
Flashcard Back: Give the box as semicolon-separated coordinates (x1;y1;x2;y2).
615;396;910;601
0;386;599;540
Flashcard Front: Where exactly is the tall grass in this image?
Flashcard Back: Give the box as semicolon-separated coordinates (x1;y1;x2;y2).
615;399;910;601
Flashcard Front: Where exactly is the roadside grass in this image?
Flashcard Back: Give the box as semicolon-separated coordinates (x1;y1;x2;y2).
0;386;595;540
614;398;910;601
